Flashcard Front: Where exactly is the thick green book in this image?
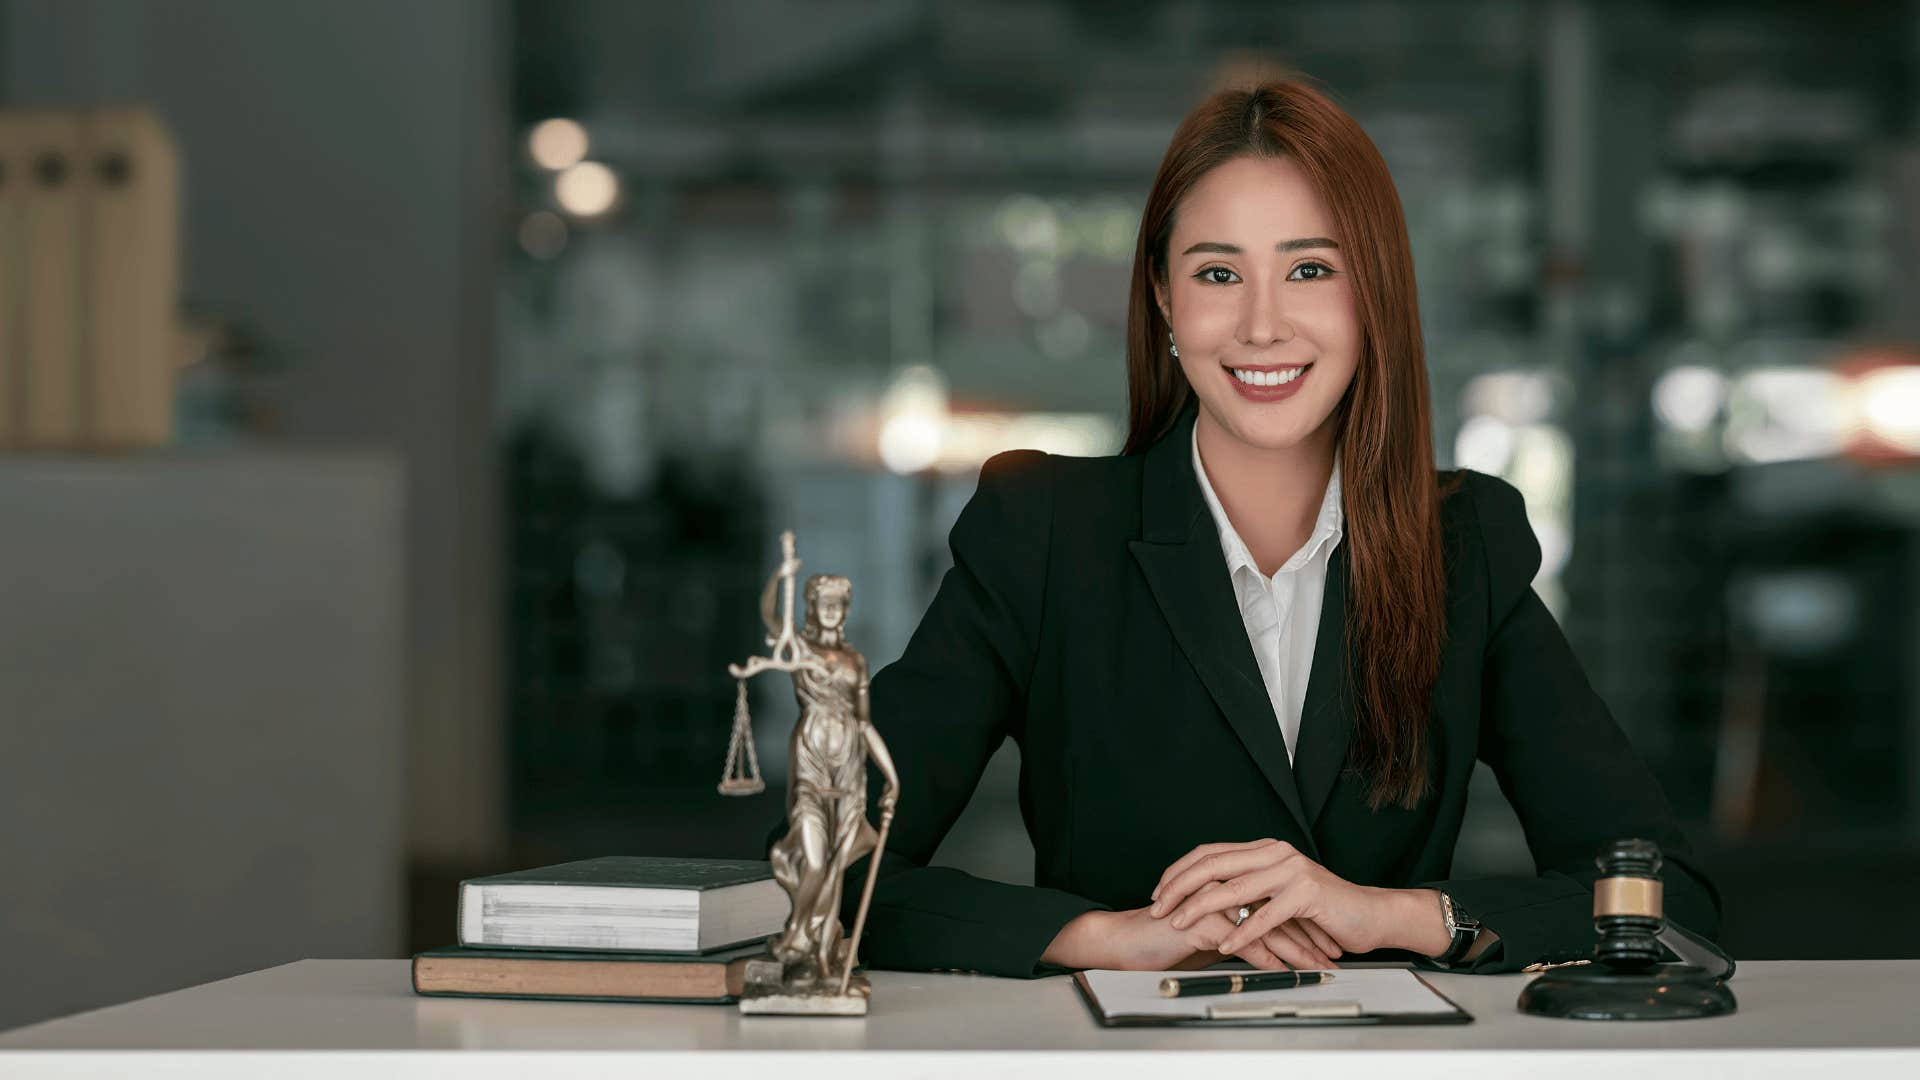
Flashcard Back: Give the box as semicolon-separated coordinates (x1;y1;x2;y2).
457;856;789;954
412;941;769;1004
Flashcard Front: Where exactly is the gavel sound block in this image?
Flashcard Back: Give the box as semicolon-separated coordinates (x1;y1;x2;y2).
1517;838;1738;1021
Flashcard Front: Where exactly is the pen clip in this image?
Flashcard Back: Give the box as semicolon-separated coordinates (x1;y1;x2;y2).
1206;999;1364;1021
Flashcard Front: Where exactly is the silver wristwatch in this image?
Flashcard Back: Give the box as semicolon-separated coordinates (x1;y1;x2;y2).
1435;891;1482;967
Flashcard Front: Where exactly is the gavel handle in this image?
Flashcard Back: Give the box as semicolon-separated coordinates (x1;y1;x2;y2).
1659;920;1736;981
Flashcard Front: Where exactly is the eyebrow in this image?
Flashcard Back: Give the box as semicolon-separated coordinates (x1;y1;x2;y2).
1180;238;1341;256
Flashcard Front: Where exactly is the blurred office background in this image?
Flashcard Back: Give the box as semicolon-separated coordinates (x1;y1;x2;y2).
3;0;1919;1031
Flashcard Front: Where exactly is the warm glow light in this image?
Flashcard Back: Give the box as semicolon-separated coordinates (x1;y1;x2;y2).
528;118;589;171
1856;365;1920;452
555;161;620;217
869;364;1125;473
878;413;943;474
877;366;949;474
936;412;1121;469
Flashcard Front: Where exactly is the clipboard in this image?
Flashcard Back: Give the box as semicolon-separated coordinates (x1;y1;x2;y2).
1071;966;1474;1028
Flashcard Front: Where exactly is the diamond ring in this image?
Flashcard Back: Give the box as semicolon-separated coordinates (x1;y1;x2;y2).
1233;905;1251;927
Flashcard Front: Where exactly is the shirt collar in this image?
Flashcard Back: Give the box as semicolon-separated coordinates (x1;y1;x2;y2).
1191;421;1344;579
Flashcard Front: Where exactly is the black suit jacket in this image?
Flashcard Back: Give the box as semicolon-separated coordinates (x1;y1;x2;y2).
825;402;1719;977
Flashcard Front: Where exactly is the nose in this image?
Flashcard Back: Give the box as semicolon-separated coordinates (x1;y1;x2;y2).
1237;274;1295;347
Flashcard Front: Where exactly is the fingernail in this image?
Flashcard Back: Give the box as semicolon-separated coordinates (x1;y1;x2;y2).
1148;903;1162;917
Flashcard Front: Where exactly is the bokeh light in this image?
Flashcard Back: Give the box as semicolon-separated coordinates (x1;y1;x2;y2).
555;161;620;217
528;118;589;171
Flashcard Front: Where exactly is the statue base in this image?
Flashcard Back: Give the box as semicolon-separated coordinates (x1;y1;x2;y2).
1518;963;1737;1021
737;958;872;1016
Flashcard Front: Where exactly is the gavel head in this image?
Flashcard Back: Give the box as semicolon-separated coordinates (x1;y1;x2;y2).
1592;838;1666;969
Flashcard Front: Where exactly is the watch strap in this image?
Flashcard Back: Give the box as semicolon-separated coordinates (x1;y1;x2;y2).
1436;891;1480;966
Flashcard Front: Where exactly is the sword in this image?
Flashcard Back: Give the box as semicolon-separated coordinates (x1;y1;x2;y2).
837;804;894;996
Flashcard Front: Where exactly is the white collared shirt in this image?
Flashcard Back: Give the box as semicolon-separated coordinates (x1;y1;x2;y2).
1191;424;1344;764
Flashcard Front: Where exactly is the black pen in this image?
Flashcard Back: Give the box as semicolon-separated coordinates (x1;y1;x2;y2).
1159;970;1335;998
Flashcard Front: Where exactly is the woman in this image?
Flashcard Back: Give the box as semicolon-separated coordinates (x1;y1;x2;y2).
846;77;1720;977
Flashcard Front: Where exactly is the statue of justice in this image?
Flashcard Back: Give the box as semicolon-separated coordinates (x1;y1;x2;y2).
720;530;900;1015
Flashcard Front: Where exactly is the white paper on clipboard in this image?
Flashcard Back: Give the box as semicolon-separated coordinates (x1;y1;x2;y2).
1077;966;1467;1023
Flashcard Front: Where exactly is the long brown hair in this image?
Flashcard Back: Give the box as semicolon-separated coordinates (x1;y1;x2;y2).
1123;75;1456;811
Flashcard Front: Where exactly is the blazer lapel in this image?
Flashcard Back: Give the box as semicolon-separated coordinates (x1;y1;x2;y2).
1292;543;1354;830
1126;402;1318;856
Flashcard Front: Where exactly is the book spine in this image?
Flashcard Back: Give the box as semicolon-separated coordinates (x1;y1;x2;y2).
411;989;739;1006
80;106;178;448
410;953;747;1004
18;110;84;446
0;113;22;444
456;882;478;946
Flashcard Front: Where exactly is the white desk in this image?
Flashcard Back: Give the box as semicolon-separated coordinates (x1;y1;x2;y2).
0;960;1914;1078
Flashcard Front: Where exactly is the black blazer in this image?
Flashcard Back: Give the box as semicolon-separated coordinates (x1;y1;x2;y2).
833;401;1720;978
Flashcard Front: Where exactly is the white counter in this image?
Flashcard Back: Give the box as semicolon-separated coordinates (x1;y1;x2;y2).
0;959;1914;1077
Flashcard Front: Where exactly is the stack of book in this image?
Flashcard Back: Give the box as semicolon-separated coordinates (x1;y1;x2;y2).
411;856;790;1004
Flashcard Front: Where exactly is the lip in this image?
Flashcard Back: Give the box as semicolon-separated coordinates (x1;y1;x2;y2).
1222;362;1312;402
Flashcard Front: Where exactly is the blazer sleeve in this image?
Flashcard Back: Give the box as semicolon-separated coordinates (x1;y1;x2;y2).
1417;471;1724;973
764;449;1110;978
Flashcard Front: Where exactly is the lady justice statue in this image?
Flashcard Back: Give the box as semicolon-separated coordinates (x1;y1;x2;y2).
720;530;899;1015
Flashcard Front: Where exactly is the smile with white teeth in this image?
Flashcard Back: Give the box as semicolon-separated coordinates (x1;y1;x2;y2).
1229;366;1307;387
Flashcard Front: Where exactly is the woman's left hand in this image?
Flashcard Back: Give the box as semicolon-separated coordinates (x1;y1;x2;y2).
1148;838;1419;959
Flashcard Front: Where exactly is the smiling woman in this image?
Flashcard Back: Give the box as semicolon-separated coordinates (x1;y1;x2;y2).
1130;86;1447;819
839;75;1721;982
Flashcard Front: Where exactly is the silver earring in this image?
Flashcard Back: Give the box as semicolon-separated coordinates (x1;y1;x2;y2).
1168;330;1179;359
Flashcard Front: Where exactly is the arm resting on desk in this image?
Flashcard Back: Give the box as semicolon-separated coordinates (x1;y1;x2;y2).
762;451;1108;978
1417;474;1724;974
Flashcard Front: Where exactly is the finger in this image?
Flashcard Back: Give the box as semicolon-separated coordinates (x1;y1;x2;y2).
1153;843;1298;918
1265;926;1333;971
1179;912;1241;956
1162;880;1237;930
1297;917;1342;958
1166;860;1299;929
1151;839;1273;903
1159;876;1251;926
1272;920;1337;970
1256;926;1321;971
1216;880;1309;955
1272;919;1314;957
1231;936;1289;971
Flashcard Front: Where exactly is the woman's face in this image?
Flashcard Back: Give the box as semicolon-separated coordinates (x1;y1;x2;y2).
1153;154;1360;456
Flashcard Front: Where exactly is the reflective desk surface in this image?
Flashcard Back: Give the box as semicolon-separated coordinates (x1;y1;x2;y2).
1;959;1915;1078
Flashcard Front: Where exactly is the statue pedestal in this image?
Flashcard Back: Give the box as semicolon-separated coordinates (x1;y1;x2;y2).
737;958;871;1016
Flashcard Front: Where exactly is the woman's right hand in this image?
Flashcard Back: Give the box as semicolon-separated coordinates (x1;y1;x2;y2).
1042;905;1333;971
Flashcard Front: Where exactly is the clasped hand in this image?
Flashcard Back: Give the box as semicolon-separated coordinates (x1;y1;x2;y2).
1046;838;1408;971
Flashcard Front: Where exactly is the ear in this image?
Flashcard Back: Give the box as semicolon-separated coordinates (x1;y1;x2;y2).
1151;276;1171;324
